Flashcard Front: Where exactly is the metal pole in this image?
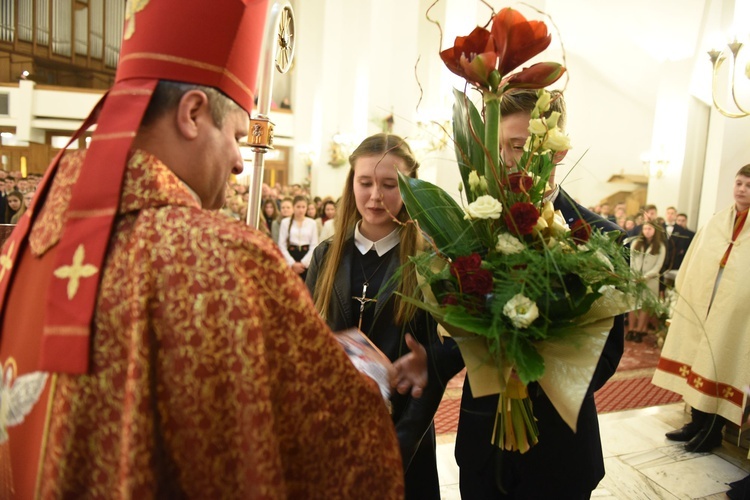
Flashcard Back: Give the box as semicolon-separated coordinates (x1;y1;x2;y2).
246;1;295;227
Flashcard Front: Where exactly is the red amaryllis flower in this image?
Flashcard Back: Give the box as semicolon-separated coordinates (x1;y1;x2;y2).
491;8;552;76
505;202;539;235
440;27;498;89
570;219;592;243
506;172;534;194
502;62;566;90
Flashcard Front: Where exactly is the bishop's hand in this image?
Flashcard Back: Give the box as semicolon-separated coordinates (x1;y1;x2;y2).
392;334;427;398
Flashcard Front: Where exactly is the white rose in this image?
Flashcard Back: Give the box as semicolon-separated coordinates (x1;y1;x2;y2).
502;293;539;329
496;233;526;255
465;195;503;220
543;128;571;152
528;118;547;136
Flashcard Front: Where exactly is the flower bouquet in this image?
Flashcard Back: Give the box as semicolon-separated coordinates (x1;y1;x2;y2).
397;7;650;453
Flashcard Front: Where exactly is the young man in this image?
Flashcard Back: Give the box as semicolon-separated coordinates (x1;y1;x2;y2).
453;89;625;499
660;206;695;290
654;164;750;455
0;2;420;497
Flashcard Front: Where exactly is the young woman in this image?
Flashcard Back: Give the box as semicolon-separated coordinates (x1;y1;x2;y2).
279;195;318;280
305;133;459;499
271;196;293;244
306;199;323;236
628;221;666;341
261;198;279;235
5;191;26;224
319;199;337;241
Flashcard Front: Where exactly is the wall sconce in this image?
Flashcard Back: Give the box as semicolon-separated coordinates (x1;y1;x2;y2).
640;149;670;179
707;36;750;118
299;147;317;168
328;132;351;167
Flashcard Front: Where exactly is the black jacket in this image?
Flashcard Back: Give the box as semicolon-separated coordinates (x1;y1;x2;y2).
306;237;459;500
453;189;625;498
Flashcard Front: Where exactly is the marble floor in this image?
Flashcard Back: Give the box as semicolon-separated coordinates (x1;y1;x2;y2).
436;403;750;499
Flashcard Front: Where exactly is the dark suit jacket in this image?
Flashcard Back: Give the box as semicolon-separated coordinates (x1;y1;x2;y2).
454;188;625;498
661;224;695;273
306;237;460;500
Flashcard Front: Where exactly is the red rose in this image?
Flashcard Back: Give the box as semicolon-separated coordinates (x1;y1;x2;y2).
505;202;539;235
462;268;494;295
442;294;459;306
570;219;592;243
506;172;533;194
450;253;493;296
450;253;482;279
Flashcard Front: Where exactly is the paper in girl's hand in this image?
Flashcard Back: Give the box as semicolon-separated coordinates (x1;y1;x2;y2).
335;328;394;404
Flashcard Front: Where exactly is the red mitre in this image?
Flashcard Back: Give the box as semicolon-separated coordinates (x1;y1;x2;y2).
0;0;269;374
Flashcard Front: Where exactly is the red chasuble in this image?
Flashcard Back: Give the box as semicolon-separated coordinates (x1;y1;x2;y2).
0;151;404;498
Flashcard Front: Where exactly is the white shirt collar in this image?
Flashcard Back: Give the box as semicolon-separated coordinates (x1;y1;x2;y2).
354;223;400;256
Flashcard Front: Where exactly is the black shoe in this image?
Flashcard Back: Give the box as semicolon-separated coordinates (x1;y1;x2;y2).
626;330;636;341
665;422;702;442
727;474;750;500
684;426;723;453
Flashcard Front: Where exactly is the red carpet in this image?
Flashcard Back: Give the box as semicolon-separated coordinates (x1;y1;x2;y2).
594;375;682;413
434;333;680;435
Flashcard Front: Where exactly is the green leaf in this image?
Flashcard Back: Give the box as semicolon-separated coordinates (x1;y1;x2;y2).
398;173;482;257
443;308;493;335
452;88;486;202
506;334;545;385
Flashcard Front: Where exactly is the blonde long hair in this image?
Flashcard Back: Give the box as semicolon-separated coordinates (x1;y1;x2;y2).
312;133;421;326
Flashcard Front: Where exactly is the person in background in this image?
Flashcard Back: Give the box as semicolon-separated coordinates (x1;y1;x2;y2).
627;204;657;237
453;89;625;499
660;206;695;295
319;199;337;241
306;133;460;500
627;220;666;342
279;195;318;280
654;164;750;455
23;190;34;210
261;198;279;237
676;212;690;229
0;2;411;496
0;175;8;218
320;198;336;225
271;196;293;245
4;190;25;224
306;198;323;236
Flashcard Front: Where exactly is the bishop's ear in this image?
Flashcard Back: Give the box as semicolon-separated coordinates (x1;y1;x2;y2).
175;90;211;141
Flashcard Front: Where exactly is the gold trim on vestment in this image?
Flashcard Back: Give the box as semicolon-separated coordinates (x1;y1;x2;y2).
67;208;117;219
110;89;154;97
42;326;90;336
34;374;57;500
89;132;137;142
118;52;253;98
